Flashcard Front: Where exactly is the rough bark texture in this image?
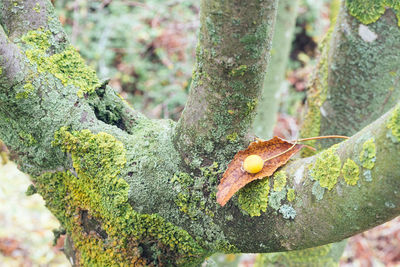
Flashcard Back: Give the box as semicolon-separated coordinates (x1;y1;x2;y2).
301;0;400;149
0;0;400;266
254;0;299;139
174;0;278;167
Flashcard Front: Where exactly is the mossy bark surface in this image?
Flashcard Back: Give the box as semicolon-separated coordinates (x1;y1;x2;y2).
302;1;400;149
0;0;400;266
174;0;278;167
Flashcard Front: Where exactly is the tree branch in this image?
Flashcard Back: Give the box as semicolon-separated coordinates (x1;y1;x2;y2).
1;0;400;265
218;106;400;252
174;0;278;167
301;1;400;149
0;0;139;175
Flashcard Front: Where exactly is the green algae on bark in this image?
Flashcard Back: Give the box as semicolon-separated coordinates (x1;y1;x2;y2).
387;104;400;141
174;0;278;165
342;158;360;186
310;144;341;190
238;177;270;217
21;28;100;97
273;170;287;192
359;138;376;170
346;0;400;26
35;127;207;266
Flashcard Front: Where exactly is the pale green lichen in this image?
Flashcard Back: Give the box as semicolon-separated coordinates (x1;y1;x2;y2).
359;138;376;169
237;177;270;217
387;105;400;141
310;144;341;190
346;0;400;26
312;181;325;201
16;82;35;99
33;127;206;266
21;29;100;97
273;170;287;192
279;204;296;219
268;189;287;211
287;188;295;202
342;158;360;186
363;169;373;182
171;164;221;220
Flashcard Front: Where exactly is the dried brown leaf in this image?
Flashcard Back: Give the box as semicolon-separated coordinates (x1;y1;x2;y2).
217;136;304;206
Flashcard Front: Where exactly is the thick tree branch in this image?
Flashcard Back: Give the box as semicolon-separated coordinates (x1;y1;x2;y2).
174;0;278;167
218;105;400;252
301;1;400;149
0;1;139;175
1;0;63;41
1;0;400;265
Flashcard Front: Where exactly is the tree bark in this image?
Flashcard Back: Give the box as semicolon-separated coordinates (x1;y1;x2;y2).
0;0;400;266
174;0;278;167
301;0;400;149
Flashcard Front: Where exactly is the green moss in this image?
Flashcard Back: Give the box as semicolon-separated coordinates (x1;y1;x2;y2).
273;170;287;192
226;132;238;143
229;65;248;77
21;29;100;97
237;177;270;217
16;82;35;99
342;158;360;186
0;67;3;75
205;17;220;45
18;131;37;146
346;0;400;26
310;144;341;190
21;28;51;50
359;138;376;169
287;188;295;202
387;105;400;141
32;127;206;266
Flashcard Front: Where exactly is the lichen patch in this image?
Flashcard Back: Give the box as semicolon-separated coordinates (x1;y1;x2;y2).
358;24;378;42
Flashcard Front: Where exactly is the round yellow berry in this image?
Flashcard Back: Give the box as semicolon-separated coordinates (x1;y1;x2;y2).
243;154;264;174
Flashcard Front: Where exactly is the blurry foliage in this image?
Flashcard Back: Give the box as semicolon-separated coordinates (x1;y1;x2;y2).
55;0;199;120
278;0;332;136
54;0;330;123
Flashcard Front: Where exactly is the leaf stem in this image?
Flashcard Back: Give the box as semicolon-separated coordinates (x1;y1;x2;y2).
296;135;349;142
264;140;298;162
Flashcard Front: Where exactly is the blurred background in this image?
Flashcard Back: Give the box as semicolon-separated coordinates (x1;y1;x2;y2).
0;0;399;266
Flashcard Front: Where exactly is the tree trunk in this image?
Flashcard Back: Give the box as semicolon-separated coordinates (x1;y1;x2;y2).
301;0;400;149
0;0;399;266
